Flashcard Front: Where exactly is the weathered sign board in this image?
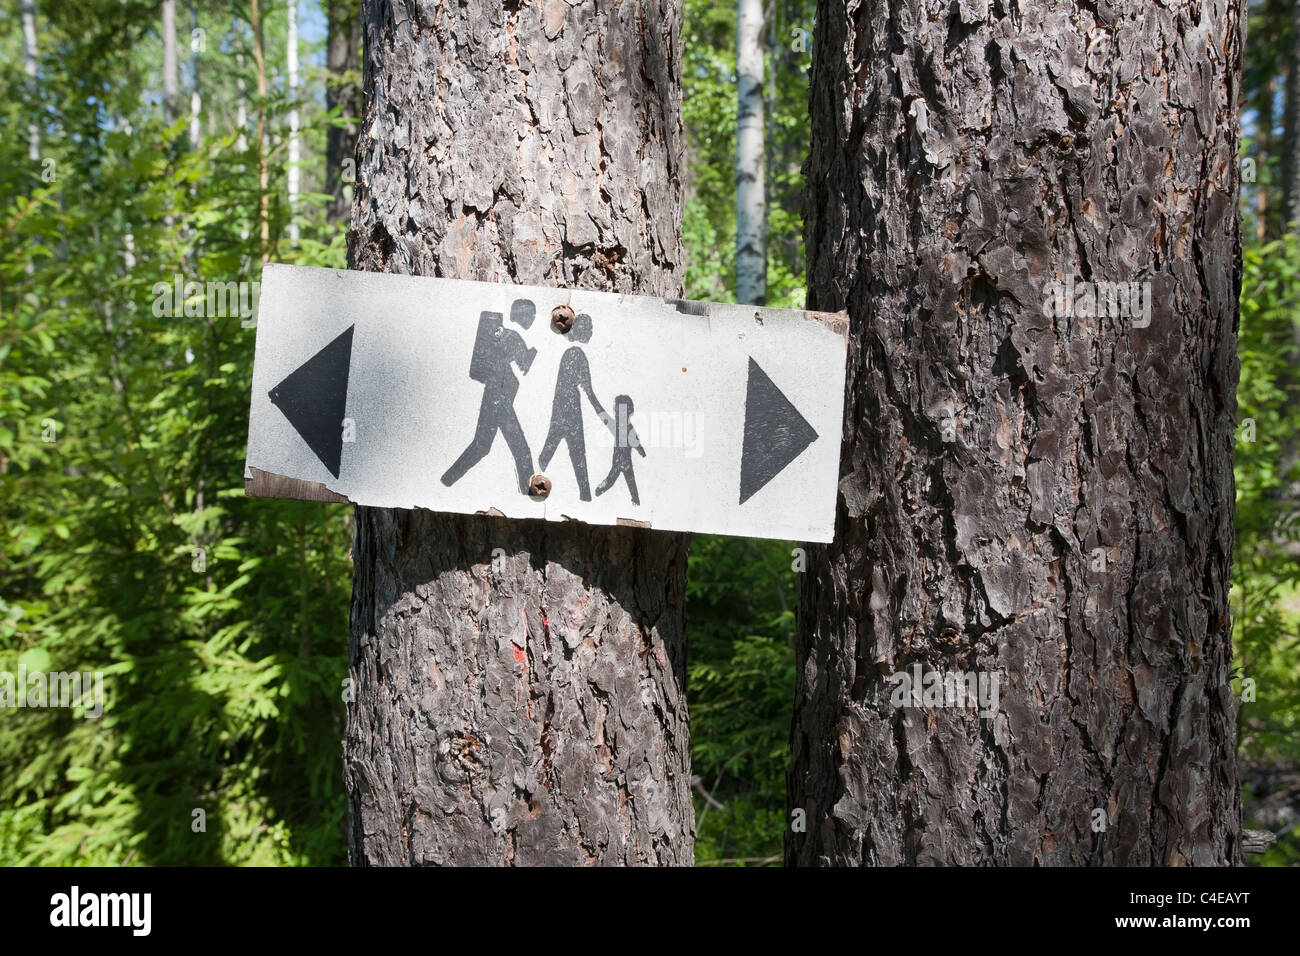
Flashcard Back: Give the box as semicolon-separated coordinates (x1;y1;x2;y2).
245;264;848;542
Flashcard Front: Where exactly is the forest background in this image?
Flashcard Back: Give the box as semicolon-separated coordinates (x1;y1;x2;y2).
1;0;1297;865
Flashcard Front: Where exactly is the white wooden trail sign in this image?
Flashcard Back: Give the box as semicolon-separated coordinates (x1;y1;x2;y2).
244;264;849;542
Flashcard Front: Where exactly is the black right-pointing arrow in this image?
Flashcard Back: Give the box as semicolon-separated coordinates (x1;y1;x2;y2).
739;357;819;505
268;324;354;479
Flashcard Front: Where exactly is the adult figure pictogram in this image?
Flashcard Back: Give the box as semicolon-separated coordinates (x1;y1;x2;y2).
539;312;606;501
441;305;537;494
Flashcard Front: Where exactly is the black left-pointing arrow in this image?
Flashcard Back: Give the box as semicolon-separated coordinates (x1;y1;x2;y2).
268;324;354;479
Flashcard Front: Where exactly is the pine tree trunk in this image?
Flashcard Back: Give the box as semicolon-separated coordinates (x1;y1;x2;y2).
344;0;693;866
325;0;362;224
1282;0;1300;227
1256;75;1274;241
735;0;766;305
790;0;1244;866
1251;0;1282;240
1277;0;1300;496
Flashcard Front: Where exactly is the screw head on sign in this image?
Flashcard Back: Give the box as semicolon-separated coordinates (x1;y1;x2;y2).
551;305;575;333
529;474;552;498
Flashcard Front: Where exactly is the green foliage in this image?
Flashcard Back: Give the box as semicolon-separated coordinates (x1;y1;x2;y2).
1241;0;1293;241
3;0;1291;872
1234;0;1300;862
682;0;739;303
682;0;816;308
686;536;796;865
1;0;350;866
1234;232;1300;865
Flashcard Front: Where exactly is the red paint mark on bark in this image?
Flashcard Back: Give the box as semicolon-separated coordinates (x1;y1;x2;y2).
513;644;527;665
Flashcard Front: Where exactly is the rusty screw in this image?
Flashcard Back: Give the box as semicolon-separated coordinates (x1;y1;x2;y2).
551;304;575;333
528;474;552;498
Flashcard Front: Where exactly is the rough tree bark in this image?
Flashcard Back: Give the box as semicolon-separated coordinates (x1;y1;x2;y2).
790;0;1243;865
344;0;693;866
735;0;767;305
324;0;362;224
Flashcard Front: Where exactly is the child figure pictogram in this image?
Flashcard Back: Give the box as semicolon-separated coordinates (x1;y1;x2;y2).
595;394;645;506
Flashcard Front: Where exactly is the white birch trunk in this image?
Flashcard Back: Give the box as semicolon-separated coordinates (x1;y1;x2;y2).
189;7;202;148
162;0;179;123
287;0;300;243
22;0;39;162
734;0;766;305
236;51;248;153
